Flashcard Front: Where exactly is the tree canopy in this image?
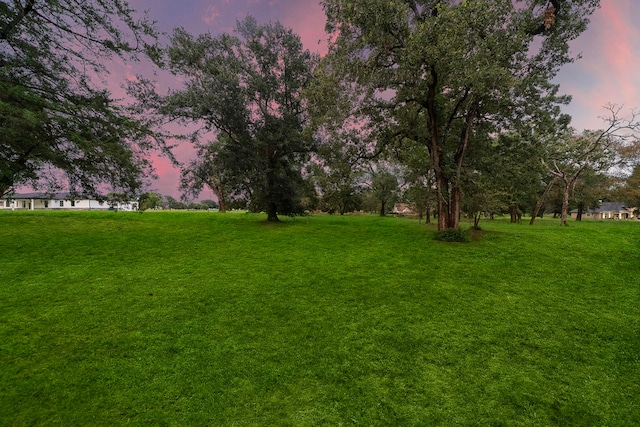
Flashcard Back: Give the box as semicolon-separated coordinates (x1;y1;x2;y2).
134;16;318;221
319;0;600;230
0;0;162;198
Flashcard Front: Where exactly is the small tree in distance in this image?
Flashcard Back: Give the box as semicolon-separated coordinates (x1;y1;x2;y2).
139;192;164;211
618;165;640;217
367;167;400;216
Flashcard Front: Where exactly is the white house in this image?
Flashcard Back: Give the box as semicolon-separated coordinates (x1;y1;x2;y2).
0;192;138;211
570;202;637;220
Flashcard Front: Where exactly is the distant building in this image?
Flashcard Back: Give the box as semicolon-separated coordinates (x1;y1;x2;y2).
0;192;138;211
392;203;417;216
570;202;637;220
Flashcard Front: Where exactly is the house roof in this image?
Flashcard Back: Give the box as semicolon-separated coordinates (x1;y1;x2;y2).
571;202;631;214
2;192;87;200
592;202;629;213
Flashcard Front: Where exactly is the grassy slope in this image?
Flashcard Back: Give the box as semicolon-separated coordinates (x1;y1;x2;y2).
1;211;638;426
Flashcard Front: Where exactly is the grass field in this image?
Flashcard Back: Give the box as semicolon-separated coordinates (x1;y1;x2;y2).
1;210;638;425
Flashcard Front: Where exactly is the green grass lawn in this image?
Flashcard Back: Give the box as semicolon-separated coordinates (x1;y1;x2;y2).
1;210;638;426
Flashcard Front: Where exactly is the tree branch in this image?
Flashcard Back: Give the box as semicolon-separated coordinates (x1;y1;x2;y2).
32;8;131;52
0;0;36;40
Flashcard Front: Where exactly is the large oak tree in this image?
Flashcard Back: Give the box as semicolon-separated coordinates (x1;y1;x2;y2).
136;17;317;221
320;0;599;230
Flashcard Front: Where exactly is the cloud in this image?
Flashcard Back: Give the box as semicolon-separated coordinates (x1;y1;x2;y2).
125;65;139;83
202;5;220;25
597;1;639;96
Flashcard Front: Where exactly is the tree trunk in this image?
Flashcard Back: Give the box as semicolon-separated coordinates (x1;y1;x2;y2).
426;66;457;232
265;157;279;222
431;102;475;232
530;177;558;225
510;206;518;223
560;179;570;226
203;177;228;212
434;175;462;230
212;185;227;213
450;185;461;230
267;202;279;222
436;174;450;231
576;202;584;221
380;201;386;216
217;196;227;213
473;212;481;229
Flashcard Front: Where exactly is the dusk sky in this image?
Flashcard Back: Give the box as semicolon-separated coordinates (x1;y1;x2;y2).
117;0;640;200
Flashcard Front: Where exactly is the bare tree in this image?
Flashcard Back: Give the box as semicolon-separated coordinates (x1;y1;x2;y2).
532;104;640;225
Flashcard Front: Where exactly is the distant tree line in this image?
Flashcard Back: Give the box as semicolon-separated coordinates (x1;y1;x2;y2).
138;192;218;211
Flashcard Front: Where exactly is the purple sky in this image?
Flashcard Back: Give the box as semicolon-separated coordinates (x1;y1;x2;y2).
117;0;640;200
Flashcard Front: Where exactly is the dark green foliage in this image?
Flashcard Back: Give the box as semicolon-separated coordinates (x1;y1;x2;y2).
138;17;318;221
306;130;367;215
0;0;161;198
618;164;640;212
164;195;186;210
200;199;218;209
571;167;613;220
138;192;164;211
320;0;600;230
538;125;626;225
434;227;470;242
0;77;48;193
180;139;228;212
368;168;399;216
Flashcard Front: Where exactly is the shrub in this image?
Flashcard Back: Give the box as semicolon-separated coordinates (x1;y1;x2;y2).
435;228;469;242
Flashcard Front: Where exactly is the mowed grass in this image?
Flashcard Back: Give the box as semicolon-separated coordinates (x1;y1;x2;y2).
1;211;638;426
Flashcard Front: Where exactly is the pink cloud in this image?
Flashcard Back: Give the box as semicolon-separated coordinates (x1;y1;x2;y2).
598;1;639;95
202;5;220;25
125;65;139;83
556;0;640;130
